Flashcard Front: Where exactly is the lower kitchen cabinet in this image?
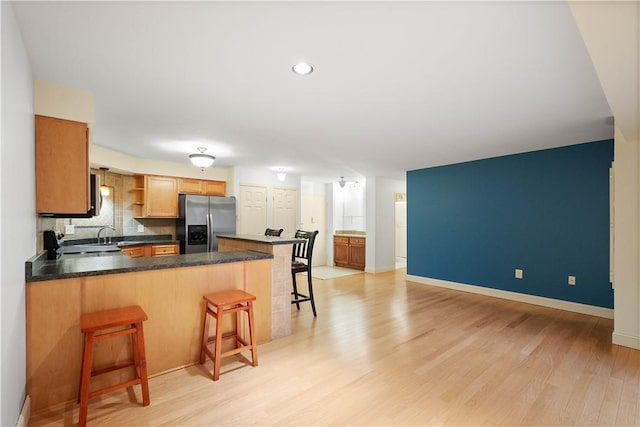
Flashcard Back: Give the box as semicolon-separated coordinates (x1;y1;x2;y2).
120;246;146;258
150;244;179;257
121;243;179;258
334;236;365;270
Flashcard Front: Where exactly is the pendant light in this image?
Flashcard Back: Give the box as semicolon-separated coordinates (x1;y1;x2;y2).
339;176;346;188
189;147;216;169
99;167;110;196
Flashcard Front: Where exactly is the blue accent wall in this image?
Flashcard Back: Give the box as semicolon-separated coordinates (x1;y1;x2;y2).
407;140;614;308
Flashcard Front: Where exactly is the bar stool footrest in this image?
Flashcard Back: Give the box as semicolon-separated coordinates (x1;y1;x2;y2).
87;378;143;400
90;361;136;377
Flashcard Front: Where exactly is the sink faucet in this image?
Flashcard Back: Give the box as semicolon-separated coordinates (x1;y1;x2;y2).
97;226;116;245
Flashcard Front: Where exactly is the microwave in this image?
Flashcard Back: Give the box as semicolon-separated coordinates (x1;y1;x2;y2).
39;174;101;218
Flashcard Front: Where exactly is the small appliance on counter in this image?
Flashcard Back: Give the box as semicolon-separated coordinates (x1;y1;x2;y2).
43;230;61;260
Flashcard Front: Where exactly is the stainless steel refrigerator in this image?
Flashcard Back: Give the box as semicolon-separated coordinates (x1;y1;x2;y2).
177;195;236;253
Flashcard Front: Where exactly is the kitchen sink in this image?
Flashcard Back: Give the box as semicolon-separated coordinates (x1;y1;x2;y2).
59;244;121;254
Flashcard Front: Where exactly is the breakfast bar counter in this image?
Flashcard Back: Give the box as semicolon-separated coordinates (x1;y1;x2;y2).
218;234;302;340
26;249;271;282
25;249;272;412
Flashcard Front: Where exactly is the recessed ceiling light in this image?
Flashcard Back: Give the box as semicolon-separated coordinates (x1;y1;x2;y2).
292;62;314;75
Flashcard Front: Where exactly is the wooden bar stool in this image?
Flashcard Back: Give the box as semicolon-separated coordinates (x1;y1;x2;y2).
200;289;258;381
78;305;150;427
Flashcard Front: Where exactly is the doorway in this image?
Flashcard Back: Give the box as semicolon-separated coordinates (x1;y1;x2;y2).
239;184;267;234
272;187;297;237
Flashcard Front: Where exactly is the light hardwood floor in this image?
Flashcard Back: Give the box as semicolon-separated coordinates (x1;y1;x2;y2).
29;269;639;426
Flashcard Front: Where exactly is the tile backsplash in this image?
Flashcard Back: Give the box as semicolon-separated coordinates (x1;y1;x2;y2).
37;170;176;250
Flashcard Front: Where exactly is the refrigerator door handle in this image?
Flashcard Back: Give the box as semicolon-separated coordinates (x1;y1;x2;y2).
206;213;211;252
209;213;216;252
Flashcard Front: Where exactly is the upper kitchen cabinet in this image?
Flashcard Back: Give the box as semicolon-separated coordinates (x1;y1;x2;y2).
202;180;226;196
35;115;90;215
177;177;226;196
132;175;178;218
177;178;203;194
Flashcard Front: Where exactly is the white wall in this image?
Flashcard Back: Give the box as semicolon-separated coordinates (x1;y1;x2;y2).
569;1;640;349
1;2;36;424
333;180;366;231
365;176;406;273
34;80;94;125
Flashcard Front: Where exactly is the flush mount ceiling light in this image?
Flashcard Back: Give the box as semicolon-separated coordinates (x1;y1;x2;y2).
292;62;314;75
339;176;346;188
189;147;215;169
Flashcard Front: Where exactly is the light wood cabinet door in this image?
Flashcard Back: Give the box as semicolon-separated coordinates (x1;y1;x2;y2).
177;178;225;196
177;178;203;194
35;115;89;214
151;244;179;257
145;176;178;218
203;180;226;196
121;246;146;258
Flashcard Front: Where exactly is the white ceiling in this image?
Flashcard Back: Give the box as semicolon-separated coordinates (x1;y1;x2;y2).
12;1;613;182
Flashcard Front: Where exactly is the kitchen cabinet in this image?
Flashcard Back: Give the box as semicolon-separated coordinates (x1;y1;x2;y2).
120;243;179;258
120;246;146;258
202;180;226;196
133;175;178;218
334;236;350;266
35;115;90;215
150;244;179;257
177;178;203;194
177;178;226;196
334;235;365;270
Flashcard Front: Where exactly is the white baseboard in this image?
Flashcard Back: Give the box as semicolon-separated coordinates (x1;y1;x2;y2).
16;395;30;427
406;275;614;319
612;331;640;349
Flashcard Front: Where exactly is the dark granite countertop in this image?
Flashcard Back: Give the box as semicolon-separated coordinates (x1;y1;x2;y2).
218;234;304;245
26;250;272;283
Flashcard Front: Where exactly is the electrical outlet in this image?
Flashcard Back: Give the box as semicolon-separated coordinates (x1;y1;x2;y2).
568;275;576;286
65;224;75;235
515;269;523;279
137;224;144;233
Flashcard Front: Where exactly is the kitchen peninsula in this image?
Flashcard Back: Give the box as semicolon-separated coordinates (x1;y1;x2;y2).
25;234;303;413
217;234;303;340
26;248;272;412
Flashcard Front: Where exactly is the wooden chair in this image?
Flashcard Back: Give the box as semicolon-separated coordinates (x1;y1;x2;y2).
291;230;319;316
78;305;150;427
200;289;258;381
265;228;284;237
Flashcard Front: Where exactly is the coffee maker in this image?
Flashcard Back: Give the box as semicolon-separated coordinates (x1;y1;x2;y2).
43;230;60;260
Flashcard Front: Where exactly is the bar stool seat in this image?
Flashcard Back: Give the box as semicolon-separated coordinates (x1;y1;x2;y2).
78;305;150;427
200;289;258;380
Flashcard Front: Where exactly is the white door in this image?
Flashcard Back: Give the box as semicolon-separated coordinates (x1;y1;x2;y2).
301;192;326;266
239;184;267;235
272;187;297;237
